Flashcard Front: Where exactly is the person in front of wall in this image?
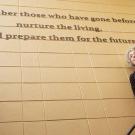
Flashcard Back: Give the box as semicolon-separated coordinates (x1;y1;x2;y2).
127;46;135;96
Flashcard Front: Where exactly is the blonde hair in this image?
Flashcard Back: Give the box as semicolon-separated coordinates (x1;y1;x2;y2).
126;46;135;66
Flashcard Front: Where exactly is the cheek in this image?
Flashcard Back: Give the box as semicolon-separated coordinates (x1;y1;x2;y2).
131;58;135;63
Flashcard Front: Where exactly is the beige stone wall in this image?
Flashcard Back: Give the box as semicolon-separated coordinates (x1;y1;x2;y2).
0;0;135;135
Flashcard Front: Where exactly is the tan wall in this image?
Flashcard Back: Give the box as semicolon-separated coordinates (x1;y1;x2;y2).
0;0;135;135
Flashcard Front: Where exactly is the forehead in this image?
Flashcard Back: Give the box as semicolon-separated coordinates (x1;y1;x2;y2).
129;50;135;55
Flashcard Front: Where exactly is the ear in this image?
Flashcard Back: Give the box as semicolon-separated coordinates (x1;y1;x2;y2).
127;59;131;63
127;59;131;64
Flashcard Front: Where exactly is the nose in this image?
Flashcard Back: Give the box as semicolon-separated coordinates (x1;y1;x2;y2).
133;55;135;58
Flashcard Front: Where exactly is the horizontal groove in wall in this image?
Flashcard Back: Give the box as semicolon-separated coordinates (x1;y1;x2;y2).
0;98;134;102
0;82;129;84
0;81;129;83
0;4;135;16
0;66;129;68
57;0;135;8
0;116;135;124
0;51;127;55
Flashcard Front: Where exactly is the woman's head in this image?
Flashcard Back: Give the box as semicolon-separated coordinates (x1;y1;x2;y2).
127;46;135;66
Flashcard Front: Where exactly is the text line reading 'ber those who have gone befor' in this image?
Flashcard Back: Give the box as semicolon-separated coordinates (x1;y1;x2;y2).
1;10;135;23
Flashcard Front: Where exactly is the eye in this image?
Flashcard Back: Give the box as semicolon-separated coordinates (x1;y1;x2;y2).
129;54;133;58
